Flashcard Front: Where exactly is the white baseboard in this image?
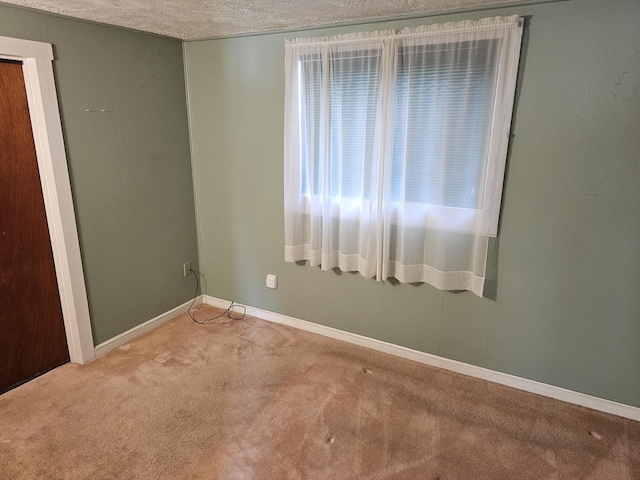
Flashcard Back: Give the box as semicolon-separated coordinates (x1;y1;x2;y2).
94;296;203;357
204;295;640;422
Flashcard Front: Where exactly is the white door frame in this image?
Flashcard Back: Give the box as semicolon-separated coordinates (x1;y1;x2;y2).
1;35;95;364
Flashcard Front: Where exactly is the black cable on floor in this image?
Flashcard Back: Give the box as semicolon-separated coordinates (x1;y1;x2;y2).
187;268;246;324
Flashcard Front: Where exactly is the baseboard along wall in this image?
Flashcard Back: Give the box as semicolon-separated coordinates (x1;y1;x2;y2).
93;297;202;357
203;295;640;422
95;294;640;422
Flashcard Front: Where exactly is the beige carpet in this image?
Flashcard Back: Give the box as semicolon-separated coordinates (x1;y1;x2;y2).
1;305;639;479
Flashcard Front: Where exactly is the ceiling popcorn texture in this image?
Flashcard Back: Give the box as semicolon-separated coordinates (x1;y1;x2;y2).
1;0;531;40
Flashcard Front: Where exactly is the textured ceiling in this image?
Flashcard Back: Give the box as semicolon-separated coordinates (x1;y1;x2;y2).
1;0;531;40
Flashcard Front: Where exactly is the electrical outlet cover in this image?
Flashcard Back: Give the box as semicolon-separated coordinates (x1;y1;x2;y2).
266;274;278;289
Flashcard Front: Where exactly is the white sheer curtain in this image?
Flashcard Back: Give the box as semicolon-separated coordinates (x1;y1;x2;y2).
284;16;523;297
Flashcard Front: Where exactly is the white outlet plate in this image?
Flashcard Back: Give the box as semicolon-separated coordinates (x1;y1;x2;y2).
266;274;278;289
183;262;191;277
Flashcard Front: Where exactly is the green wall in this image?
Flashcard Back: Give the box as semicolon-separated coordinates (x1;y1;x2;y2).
0;5;199;344
185;0;640;407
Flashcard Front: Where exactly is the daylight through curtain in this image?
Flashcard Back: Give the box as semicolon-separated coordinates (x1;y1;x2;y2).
284;16;523;296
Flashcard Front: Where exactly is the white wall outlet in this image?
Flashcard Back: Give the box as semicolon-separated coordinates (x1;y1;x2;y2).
266;274;278;289
183;262;191;277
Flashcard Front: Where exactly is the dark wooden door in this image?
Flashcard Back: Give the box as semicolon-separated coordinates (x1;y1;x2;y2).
0;60;69;394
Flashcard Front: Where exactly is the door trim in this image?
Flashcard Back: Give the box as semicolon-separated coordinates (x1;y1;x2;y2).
0;36;95;364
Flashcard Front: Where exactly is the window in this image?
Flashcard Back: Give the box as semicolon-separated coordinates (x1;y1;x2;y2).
391;40;499;210
284;16;523;296
299;49;381;201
